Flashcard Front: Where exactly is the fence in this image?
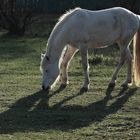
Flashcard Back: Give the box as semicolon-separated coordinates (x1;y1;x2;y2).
16;0;140;14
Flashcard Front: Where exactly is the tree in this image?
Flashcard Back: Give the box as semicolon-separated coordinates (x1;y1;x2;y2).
0;0;34;35
116;0;139;13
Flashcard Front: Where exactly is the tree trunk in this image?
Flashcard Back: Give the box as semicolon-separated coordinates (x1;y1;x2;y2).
0;0;33;36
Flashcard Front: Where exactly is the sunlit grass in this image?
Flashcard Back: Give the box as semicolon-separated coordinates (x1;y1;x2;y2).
0;34;140;139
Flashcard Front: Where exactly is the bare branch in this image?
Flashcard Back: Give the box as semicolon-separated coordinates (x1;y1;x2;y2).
0;0;35;35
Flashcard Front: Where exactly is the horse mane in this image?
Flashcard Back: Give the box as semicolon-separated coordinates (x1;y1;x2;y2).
47;7;81;56
58;7;81;22
54;7;81;34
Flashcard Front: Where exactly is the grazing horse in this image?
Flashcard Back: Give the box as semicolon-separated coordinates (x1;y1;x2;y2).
40;7;140;91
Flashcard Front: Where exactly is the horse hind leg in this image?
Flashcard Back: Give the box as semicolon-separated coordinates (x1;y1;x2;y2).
60;45;78;87
121;47;132;87
109;43;132;88
118;36;133;87
80;45;90;92
109;49;125;87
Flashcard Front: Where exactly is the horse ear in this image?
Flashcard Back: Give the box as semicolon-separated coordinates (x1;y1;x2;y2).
41;53;45;60
41;53;49;61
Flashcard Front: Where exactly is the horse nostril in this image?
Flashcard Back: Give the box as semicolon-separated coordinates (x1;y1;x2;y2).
42;85;45;90
46;86;50;91
42;85;50;91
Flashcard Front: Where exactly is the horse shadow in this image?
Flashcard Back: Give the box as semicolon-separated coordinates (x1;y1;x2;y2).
0;85;137;134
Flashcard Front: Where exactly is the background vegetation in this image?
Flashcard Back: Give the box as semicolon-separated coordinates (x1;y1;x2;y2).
0;1;140;139
16;0;140;14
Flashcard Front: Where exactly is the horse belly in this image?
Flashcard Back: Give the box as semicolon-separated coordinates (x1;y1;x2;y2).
86;29;119;48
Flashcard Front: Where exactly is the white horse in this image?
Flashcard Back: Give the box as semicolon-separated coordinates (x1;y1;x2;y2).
40;7;140;91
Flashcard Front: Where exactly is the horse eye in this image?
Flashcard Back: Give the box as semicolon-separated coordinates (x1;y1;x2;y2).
46;70;48;73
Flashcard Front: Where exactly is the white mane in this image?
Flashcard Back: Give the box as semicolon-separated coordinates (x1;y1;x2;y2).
46;7;81;59
59;7;81;22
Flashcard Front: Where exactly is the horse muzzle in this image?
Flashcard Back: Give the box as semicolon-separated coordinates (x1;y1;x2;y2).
42;85;50;91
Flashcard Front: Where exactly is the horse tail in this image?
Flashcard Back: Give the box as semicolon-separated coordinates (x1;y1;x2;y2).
133;16;140;86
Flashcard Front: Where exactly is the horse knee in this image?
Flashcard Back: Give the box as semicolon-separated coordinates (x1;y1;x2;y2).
83;65;88;71
82;63;89;71
61;60;67;69
125;49;132;62
126;55;132;65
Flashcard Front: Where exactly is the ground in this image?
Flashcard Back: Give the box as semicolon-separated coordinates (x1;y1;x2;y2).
0;18;140;139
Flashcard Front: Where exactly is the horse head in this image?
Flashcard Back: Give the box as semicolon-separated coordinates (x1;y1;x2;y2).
40;53;60;91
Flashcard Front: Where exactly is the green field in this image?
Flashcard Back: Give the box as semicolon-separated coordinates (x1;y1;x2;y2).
0;30;140;139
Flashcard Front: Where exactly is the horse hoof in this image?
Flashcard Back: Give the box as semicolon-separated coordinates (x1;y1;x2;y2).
60;84;67;89
121;83;128;89
42;85;50;92
80;87;88;93
108;83;115;88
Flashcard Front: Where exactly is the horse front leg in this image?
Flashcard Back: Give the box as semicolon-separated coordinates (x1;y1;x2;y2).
80;46;90;92
60;45;78;88
109;50;125;87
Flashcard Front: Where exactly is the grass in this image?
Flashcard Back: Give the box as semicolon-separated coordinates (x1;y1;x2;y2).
0;32;140;139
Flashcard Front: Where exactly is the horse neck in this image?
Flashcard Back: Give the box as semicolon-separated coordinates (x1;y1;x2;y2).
46;20;66;65
47;40;65;65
